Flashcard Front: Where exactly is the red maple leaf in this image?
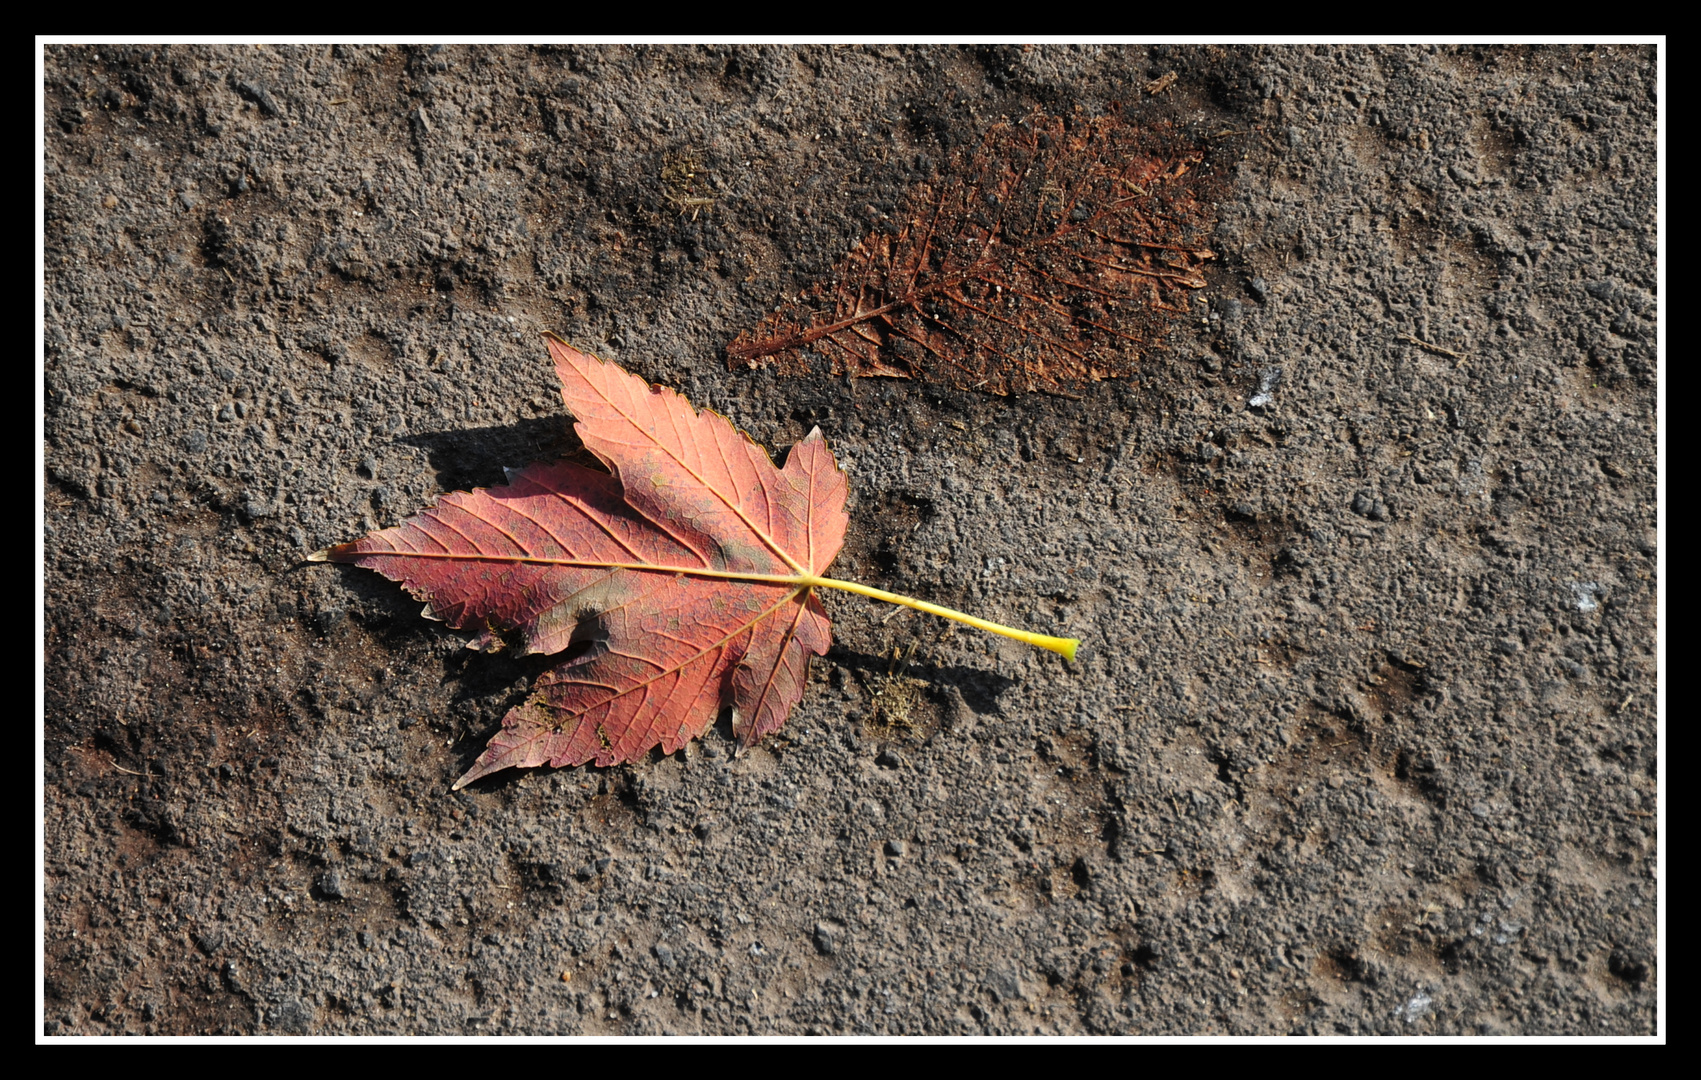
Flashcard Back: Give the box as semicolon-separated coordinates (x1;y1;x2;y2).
313;335;1077;788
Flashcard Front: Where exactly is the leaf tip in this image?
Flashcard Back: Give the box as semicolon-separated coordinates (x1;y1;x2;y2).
450;767;482;792
451;747;512;791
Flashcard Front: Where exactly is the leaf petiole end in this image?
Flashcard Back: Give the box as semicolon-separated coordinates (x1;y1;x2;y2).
1032;634;1081;662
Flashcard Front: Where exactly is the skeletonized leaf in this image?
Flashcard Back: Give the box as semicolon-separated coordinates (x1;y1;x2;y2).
727;112;1216;395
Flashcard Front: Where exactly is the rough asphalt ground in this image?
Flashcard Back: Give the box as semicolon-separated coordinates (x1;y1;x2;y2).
42;44;1659;1035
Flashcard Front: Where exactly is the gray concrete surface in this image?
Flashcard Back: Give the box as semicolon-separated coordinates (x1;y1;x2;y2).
43;44;1658;1035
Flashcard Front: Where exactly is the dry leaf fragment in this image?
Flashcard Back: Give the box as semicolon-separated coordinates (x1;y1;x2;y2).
727;112;1216;395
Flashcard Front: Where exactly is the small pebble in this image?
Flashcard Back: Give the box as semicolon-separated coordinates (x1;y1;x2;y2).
316;870;347;900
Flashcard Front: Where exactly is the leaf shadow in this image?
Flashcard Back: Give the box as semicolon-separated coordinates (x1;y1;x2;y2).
825;645;1015;716
439;641;550;699
397;417;589;495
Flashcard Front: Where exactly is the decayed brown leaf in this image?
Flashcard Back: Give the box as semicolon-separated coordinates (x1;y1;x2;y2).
313;336;1078;788
727;111;1216;395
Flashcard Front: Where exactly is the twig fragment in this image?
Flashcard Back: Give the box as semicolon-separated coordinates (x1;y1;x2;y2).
1397;333;1467;360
